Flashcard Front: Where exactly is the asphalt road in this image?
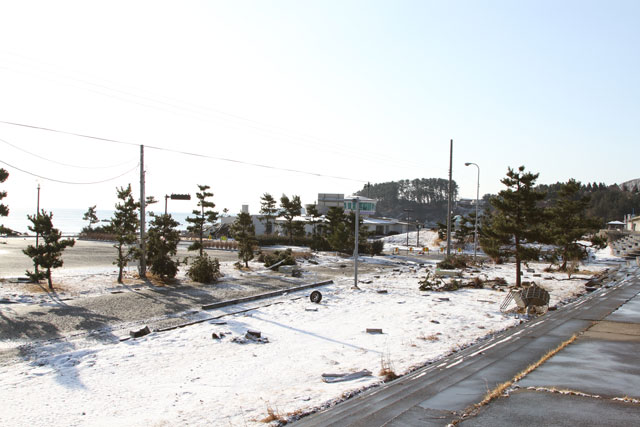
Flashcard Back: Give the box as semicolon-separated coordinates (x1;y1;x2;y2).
295;264;640;426
0;237;240;277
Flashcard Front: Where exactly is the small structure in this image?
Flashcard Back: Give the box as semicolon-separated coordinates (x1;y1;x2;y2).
624;214;640;232
607;220;626;231
501;284;550;315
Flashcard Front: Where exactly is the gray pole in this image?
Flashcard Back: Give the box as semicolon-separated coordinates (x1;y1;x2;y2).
353;197;360;289
139;145;146;278
403;208;412;252
446;139;453;257
35;183;40;275
465;162;480;261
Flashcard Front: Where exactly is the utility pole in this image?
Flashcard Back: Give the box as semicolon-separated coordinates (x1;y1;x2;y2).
404;208;413;252
465;162;480;261
446;139;453;257
139;145;146;279
353;196;360;290
35;183;40;276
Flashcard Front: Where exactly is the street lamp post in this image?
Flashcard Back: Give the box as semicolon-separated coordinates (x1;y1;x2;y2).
35;182;40;276
465;162;480;260
403;208;412;253
352;197;360;289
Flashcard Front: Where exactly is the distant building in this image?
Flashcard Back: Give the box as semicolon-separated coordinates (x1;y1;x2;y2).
607;220;625;231
317;193;345;215
343;196;377;216
624;214;640;232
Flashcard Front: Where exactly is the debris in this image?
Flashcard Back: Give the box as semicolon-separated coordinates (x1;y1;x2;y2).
430;320;440;324
376;290;388;294
130;326;151;338
435;269;462;277
366;328;383;334
246;330;261;339
211;332;225;340
533;274;542;277
310;291;322;303
305;307;318;312
321;369;372;383
436;297;450;302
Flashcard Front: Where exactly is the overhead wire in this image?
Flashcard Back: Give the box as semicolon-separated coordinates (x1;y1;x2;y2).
0;52;428;171
0;120;369;184
0;136;137;169
0;159;140;185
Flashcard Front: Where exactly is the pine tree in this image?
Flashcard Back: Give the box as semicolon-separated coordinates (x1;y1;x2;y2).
109;185;139;284
185;185;218;257
146;213;180;280
23;210;75;289
231;211;257;267
546;179;604;270
345;211;369;253
481;166;546;286
325;207;349;252
279;194;303;243
0;168;9;234
82;205;99;232
306;203;322;237
259;193;278;235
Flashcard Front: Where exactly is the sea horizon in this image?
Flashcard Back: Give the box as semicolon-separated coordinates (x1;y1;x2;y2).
1;207;193;235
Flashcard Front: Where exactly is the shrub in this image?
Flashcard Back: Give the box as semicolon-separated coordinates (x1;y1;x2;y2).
255;235;313;247
437;255;472;270
260;248;297;268
368;239;385;256
187;253;222;283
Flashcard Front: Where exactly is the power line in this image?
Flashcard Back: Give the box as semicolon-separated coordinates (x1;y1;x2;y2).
0;120;369;183
0;136;136;169
0;159;140;185
0;52;427;171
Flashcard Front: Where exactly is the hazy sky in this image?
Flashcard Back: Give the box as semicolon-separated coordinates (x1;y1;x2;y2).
1;0;638;217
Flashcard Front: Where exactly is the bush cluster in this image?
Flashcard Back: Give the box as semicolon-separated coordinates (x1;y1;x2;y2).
437;255;472;270
258;248;297;268
255;235;314;247
187;253;222;283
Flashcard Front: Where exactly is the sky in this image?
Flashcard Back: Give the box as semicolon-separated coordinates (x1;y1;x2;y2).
0;0;638;219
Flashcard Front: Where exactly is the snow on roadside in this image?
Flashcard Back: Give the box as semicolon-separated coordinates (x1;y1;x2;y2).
0;251;619;426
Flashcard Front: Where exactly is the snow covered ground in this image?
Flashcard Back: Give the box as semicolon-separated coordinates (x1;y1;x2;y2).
0;240;623;426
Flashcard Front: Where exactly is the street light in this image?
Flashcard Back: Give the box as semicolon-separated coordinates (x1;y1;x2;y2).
164;193;191;215
465;162;480;260
403;208;413;254
350;196;361;290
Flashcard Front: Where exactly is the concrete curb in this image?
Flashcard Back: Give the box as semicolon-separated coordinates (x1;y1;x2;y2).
138;280;334;336
201;279;334;310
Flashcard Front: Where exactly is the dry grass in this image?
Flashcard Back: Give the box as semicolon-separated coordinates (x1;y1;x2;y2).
379;353;399;382
450;334;580;425
260;405;286;424
418;333;440;342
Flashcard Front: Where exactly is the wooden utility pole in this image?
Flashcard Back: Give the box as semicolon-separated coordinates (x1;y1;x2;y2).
446;139;453;256
139;145;146;278
353;197;360;290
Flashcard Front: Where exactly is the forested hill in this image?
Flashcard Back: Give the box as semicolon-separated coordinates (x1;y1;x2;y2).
356;178;640;226
355;178;458;223
537;181;640;223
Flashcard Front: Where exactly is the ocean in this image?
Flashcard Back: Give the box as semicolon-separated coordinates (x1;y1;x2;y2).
1;208;193;235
